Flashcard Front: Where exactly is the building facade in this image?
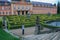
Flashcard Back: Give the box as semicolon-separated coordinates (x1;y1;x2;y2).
32;2;57;14
0;1;11;16
0;0;57;16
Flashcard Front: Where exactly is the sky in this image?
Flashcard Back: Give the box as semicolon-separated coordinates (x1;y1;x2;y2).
8;0;59;4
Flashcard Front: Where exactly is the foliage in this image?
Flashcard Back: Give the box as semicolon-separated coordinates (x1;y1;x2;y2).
57;2;60;14
6;14;60;29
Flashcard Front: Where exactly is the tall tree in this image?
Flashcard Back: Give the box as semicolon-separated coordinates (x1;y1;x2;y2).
57;2;60;14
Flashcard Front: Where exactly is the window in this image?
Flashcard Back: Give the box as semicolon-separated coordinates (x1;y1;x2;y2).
36;4;38;6
8;7;10;10
9;12;11;15
42;5;44;7
9;12;10;15
34;4;36;6
6;12;8;15
45;5;47;7
40;4;42;7
2;7;4;10
1;12;2;15
14;12;16;15
38;4;40;6
3;12;4;15
5;7;8;10
22;6;24;10
18;6;20;10
26;7;30;10
44;5;46;7
0;12;1;14
14;5;16;10
8;12;9;15
0;8;2;10
14;6;16;10
5;7;10;10
47;5;50;8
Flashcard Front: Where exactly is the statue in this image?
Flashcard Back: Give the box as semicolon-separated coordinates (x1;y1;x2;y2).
48;12;51;16
2;16;7;29
27;12;31;19
35;16;40;35
22;24;25;35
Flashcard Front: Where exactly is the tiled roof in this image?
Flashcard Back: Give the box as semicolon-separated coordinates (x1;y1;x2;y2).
0;1;11;6
26;0;30;2
12;0;20;1
0;0;7;1
31;1;54;7
12;0;30;2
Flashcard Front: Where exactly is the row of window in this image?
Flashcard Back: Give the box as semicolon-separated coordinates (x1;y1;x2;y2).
33;8;51;10
0;7;10;10
33;4;55;8
13;6;31;10
0;12;11;15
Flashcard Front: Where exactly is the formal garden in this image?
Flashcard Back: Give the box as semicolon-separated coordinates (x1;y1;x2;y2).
6;14;60;29
0;14;60;40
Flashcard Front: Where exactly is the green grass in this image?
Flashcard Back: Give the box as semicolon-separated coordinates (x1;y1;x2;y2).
0;17;2;21
0;17;20;40
0;29;19;40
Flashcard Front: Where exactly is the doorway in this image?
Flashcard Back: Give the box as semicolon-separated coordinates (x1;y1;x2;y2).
17;11;20;15
22;11;24;15
26;11;28;15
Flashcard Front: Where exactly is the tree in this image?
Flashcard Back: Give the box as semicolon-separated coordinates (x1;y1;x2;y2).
54;3;56;6
57;2;60;14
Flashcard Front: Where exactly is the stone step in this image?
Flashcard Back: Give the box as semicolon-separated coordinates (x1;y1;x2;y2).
22;32;60;40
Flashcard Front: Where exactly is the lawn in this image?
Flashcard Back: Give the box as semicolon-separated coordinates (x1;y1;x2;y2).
0;29;19;40
6;14;60;29
0;17;20;40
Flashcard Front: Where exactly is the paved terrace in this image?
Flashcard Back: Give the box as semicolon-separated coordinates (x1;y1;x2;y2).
23;32;60;40
10;27;51;36
9;27;60;40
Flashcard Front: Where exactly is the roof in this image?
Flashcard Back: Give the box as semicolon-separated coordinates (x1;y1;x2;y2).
26;0;30;2
0;1;11;6
0;0;8;1
12;0;20;1
31;1;54;7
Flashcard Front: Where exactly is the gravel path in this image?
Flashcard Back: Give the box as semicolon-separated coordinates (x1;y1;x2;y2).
9;26;51;37
23;32;60;40
10;27;35;36
9;26;60;40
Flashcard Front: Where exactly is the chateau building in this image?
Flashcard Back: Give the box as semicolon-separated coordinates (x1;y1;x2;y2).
0;0;57;16
0;1;11;15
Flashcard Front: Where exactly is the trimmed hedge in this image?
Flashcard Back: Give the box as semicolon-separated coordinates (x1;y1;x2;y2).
6;14;60;29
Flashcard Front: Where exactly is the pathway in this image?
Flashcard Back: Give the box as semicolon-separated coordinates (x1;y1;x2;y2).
10;26;51;36
22;32;60;40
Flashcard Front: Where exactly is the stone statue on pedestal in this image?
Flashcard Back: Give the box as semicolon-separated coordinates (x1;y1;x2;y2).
22;24;25;35
2;16;7;29
35;16;40;35
27;12;31;19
